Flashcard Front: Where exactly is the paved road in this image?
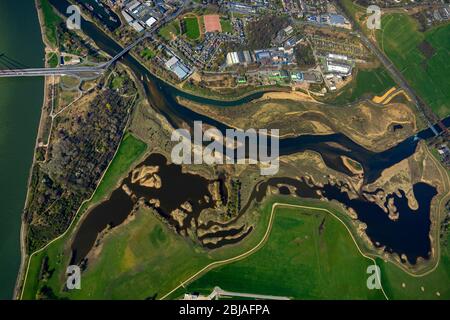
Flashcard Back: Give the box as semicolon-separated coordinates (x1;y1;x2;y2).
209;287;290;300
0;31;152;78
0;65;104;77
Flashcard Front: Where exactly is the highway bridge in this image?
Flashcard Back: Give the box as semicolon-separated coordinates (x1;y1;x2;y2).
0;0;188;79
0;33;151;78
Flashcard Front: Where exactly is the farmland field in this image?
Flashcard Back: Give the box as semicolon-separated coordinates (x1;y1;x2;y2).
326;67;395;105
376;14;450;118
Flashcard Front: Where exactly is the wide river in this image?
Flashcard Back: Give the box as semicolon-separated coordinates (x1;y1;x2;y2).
0;1;44;299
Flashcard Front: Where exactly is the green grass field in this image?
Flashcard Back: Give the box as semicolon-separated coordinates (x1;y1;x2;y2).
40;0;62;47
376;14;450;117
47;52;58;68
62;207;211;299
158;20;180;41
139;48;155;60
21;133;147;299
184;205;384;299
184;16;200;40
89;133;147;204
326;67;395;105
220;19;233;33
29;196;383;300
22;187;449;300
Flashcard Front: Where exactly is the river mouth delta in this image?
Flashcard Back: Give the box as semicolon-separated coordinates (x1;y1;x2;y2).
55;5;443;265
4;0;449;301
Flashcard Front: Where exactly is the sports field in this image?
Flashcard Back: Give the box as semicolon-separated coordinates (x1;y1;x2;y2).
183;16;200;40
204;15;221;33
376;14;450;117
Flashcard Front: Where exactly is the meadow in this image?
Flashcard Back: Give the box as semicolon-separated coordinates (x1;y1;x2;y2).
183;197;450;300
184;202;384;300
21;133;147;299
328;67;395;105
39;0;63;47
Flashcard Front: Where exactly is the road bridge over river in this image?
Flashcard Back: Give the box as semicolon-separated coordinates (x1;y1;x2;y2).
0;33;151;78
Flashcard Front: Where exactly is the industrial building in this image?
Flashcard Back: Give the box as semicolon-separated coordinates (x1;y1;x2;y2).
165;56;192;80
326;60;351;76
121;0;172;32
226;51;254;66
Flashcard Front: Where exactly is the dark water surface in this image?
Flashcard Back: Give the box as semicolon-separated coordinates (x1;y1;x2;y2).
231;177;435;263
71;153;217;264
0;1;44;299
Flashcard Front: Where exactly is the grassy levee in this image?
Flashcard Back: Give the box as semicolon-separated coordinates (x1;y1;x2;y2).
39;0;62;48
375;14;450;118
21;132;147;299
182;197;385;300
